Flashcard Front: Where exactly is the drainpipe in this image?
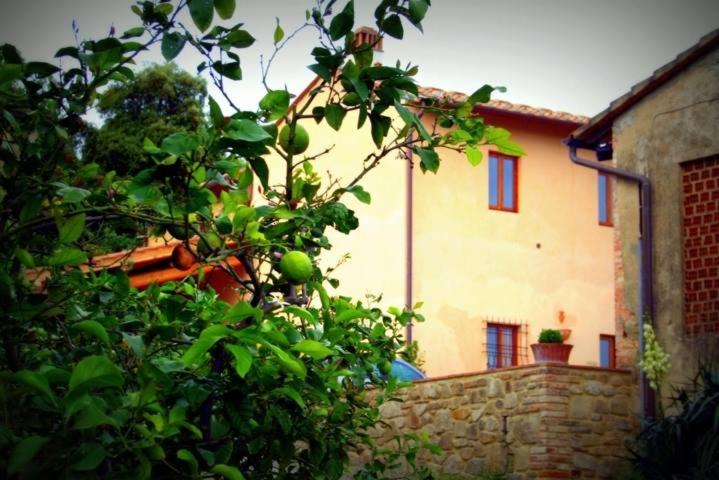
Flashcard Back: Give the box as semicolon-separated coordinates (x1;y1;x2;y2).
405;140;414;344
566;138;656;422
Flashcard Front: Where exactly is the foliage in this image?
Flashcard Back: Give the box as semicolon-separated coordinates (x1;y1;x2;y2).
537;329;563;344
629;365;719;480
83;63;207;176
0;0;521;478
399;340;426;373
638;323;671;391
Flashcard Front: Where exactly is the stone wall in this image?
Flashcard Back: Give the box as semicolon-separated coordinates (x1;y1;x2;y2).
352;364;639;479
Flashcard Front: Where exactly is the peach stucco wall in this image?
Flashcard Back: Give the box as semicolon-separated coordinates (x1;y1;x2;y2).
411;115;614;376
267;89;614;377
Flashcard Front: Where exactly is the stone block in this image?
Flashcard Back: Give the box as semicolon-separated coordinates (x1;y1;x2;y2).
568;396;592;419
610;395;630;415
488;377;504;397
452;407;471;420
573;452;597;471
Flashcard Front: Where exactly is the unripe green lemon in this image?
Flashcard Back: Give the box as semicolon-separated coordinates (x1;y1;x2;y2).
279;250;313;283
379;360;393;375
278;124;310;154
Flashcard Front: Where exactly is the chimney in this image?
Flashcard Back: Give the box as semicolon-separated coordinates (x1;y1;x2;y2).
353;26;383;64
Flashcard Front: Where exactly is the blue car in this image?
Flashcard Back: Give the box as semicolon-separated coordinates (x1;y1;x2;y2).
388;358;426;381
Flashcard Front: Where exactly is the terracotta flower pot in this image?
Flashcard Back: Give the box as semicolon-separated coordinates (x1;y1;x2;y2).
531;343;573;364
560;329;572;341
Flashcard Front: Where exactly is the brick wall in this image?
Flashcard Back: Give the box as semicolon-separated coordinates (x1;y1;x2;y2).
351;365;639;479
682;156;719;335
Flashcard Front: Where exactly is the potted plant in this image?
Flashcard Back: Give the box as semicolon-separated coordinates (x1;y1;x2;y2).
531;329;573;364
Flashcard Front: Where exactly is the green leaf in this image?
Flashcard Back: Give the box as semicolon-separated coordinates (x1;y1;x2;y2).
284;305;316;325
161;31;186;61
58;214;86;244
292;339;333;360
72;320;111;347
212;464;246;480
325;104;346;131
466;145;483;166
121;27;145;39
381;14;403;39
209;96;224;129
394;100;415;126
214;0;235;19
181;325;233;367
370;114;391;148
266;344;306;379
212;60;242;80
485;126;526;156
346;185;371;204
68;355;124;396
8;436;49;475
48;247;87;266
248;157;269;191
224;301;263;323
55;185;90;203
494;138;526;156
70;443;106;471
415;147;439;173
259;90;290;121
226;344;252;377
189;0;214;32
273;18;284;45
227;119;272;142
0;64;22;85
329;1;354;40
15;248;35;268
72;403;119;430
408;0;429;24
224;29;255;48
272;386;306;409
467;84;495;104
14;370;55;402
25;62;60;78
308;63;331;82
161;132;199;155
122;333;145;357
177;450;199;474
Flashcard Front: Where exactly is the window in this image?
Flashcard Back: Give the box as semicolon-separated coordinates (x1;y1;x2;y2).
489;153;518;212
598;172;612;226
487;323;519;368
599;335;615;368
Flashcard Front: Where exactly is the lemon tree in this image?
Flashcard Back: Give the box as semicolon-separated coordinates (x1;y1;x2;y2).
0;0;522;478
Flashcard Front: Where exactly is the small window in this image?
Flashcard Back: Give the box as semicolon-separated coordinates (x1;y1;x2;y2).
599;335;615;368
489;153;518;212
598;172;612;226
487;323;519;368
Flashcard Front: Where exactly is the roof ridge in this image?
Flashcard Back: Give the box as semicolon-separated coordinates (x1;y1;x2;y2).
417;86;590;125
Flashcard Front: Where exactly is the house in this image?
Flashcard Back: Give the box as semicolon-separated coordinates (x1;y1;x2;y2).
271;28;617;377
567;28;719;414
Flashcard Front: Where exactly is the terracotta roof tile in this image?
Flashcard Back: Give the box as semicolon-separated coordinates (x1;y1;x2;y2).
417;86;590;125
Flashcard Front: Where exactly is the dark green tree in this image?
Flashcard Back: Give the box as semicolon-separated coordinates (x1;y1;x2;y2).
83;63;207;175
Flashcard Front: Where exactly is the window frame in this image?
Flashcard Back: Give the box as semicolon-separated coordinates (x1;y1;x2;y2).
598;172;613;227
599;334;616;369
486;323;519;369
488;152;519;213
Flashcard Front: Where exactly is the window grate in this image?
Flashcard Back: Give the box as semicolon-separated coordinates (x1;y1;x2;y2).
482;317;529;369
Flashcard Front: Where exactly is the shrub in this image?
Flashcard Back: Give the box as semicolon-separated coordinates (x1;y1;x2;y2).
538;329;563;343
629;365;719;480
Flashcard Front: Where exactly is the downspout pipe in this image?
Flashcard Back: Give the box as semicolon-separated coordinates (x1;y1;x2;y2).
405;143;414;344
566;138;656;422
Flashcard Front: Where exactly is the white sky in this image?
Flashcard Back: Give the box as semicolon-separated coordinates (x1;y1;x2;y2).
1;0;718;118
